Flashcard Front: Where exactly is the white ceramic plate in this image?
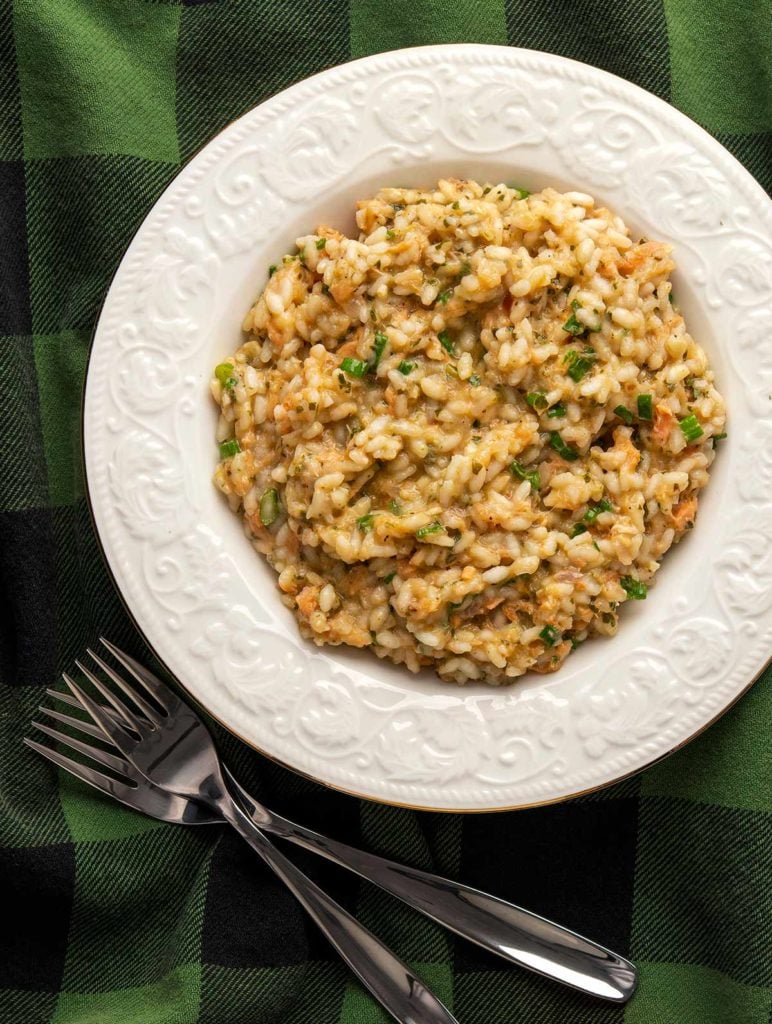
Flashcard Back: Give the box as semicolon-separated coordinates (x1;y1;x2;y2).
84;45;772;811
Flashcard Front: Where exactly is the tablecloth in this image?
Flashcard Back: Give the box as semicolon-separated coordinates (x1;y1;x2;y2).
1;2;770;1022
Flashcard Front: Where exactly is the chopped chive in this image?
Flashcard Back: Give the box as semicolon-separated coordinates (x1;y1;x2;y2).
637;394;653;420
510;459;541;491
218;438;241;459
571;522;588;537
386;228;396;240
382;572;396;584
526;390;548;411
547;403;566;418
549;432;579;461
583;498;613;523
356;513;375;532
614;404;634;424
340;357;368;378
416;521;444;539
459;261;472;277
562;302;585;335
469;375;481;386
398;360;414;375
539;624;560;646
315;237;327;250
620;576;647;600
259;488;280;526
509;186;531;199
712;431;727;448
268;264;278;276
215;363;236;388
388;499;403;515
370;331;388;370
564;347;596;382
438;330;454;354
436;289;452;304
679;413;704;443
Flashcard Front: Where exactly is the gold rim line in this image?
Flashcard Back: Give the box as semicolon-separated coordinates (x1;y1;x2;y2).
78;45;770;814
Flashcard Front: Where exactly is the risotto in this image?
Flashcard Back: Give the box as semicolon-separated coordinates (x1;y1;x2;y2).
211;180;726;685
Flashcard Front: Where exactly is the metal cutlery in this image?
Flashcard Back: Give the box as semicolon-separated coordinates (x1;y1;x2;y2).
26;639;637;1011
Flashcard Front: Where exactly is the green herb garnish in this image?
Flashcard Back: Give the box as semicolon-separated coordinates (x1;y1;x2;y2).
398;360;414;375
356;513;375;532
510;459;541;491
712;431;727;448
547;404;566;418
562;301;585;335
370;331;388;370
469;375;481;386
614;404;634;424
340;357;368;378
416;521;444;539
583;498;613;524
386;228;396;240
539;625;560;646
637;394;653;420
571;523;588;538
438;330;454;354
315;237;326;250
268;264;277;276
620;576;647;600
218;439;241;459
259;488;280;526
382;572;396;584
564;347;597;382
436;289;452;305
679;414;704;443
526;390;548;411
549;432;579;461
388;499;403;515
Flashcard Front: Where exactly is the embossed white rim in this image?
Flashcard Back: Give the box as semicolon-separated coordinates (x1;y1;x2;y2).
84;45;772;811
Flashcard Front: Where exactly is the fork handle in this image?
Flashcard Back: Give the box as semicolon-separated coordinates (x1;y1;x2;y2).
226;772;636;1004
220;793;458;1024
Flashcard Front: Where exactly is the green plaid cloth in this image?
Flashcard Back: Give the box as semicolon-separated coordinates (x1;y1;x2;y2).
1;2;770;1022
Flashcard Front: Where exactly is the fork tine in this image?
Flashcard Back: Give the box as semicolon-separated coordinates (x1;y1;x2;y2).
47;687;81;710
31;721;133;775
99;638;178;715
73;660;144;733
39;704;107;742
23;737;138;804
63;672;140;747
86;647;162;726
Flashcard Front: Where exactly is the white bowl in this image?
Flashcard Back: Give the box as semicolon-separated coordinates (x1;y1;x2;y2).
84;45;772;811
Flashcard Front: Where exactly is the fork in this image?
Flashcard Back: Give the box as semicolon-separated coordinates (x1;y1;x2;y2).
27;640;637;1006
